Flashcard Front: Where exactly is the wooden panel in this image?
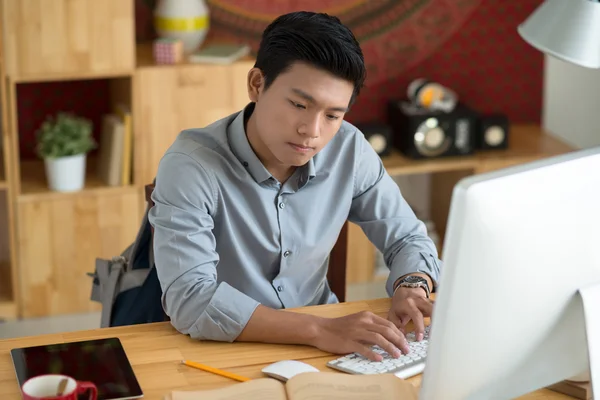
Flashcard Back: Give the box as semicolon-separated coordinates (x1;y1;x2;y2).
0;191;15;319
1;19;20;317
430;169;474;255
134;61;253;186
16;188;141;317
0;261;16;319
0;150;4;188
328;221;348;302
346;222;376;284
6;78;19;194
1;0;135;81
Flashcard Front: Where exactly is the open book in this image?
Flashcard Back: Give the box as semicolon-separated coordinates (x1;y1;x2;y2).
165;371;418;400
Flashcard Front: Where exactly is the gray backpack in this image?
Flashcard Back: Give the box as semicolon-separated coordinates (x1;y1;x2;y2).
88;183;166;327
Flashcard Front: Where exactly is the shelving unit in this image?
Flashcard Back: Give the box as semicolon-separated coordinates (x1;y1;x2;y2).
0;0;254;319
0;0;140;319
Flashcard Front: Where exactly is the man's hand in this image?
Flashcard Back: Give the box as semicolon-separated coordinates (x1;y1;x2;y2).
388;287;434;341
310;311;410;361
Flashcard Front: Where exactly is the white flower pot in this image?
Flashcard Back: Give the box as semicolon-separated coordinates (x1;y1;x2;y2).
154;0;210;53
44;154;87;192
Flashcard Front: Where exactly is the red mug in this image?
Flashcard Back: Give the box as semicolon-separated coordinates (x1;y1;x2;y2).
21;374;97;400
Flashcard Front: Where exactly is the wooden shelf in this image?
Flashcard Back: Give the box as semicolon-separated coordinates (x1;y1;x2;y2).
18;157;135;202
0;261;16;320
136;41;255;69
11;70;134;84
381;124;574;176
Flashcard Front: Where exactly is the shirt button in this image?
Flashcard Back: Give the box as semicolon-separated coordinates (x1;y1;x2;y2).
277;286;283;292
243;161;249;167
283;250;291;257
278;202;285;209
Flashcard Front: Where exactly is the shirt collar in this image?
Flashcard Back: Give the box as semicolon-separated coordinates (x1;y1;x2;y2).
228;103;316;185
228;104;272;183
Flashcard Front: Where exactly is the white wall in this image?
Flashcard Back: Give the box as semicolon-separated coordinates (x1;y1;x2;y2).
543;55;600;149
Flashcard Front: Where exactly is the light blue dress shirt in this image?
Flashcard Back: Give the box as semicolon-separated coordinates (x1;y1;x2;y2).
148;103;442;342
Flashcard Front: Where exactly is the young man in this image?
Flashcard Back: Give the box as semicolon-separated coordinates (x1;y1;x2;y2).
148;11;441;362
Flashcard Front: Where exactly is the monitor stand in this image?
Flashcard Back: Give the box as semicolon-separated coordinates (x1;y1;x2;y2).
547;282;600;400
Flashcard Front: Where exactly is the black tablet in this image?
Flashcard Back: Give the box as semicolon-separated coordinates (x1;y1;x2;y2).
10;337;143;400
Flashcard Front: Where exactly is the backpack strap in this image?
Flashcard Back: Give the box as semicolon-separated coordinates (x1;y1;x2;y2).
96;257;125;328
124;179;156;272
144;180;156;269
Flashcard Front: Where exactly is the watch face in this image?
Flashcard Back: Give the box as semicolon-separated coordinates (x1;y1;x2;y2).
403;275;426;284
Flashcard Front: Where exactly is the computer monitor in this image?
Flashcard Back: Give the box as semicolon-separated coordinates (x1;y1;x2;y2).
419;146;600;400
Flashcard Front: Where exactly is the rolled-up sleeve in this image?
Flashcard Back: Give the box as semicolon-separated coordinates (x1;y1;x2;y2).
148;151;260;342
348;133;442;297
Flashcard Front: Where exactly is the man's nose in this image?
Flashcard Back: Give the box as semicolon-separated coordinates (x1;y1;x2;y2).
299;115;320;138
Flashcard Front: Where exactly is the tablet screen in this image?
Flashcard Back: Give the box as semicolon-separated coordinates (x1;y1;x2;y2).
10;337;143;400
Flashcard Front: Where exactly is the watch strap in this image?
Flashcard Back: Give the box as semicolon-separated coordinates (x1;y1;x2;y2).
393;276;431;298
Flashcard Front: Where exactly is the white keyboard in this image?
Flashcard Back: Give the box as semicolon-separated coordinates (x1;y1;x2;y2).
326;326;430;380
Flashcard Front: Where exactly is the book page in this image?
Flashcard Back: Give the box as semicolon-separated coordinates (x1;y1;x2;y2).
285;372;418;400
169;378;287;400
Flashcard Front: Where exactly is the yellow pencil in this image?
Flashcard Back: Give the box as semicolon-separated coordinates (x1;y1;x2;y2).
181;360;251;382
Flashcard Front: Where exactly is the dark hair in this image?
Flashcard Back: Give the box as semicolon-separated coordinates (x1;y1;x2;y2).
254;11;366;106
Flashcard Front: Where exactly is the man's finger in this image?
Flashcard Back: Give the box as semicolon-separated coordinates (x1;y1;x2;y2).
404;301;425;341
387;309;402;327
415;297;434;317
362;332;405;358
370;322;409;355
387;311;406;334
400;315;410;326
355;343;382;362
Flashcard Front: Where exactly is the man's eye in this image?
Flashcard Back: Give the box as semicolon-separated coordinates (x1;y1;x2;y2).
290;100;306;109
327;115;340;120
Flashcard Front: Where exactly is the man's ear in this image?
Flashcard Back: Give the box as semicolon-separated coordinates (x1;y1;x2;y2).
247;68;265;102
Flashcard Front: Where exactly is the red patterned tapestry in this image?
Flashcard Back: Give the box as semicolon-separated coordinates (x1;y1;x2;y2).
17;0;544;159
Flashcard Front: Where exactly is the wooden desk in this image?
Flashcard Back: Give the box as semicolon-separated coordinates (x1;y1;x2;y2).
0;298;573;400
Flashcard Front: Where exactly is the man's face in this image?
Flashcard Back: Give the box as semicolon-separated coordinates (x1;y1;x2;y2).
248;62;354;168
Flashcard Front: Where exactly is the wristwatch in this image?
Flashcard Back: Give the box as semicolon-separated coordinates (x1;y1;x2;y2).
394;275;431;298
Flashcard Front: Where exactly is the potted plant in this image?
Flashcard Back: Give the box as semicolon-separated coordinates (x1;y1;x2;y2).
35;112;97;192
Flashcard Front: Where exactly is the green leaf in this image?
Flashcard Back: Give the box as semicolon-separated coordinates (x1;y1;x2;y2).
35;112;97;159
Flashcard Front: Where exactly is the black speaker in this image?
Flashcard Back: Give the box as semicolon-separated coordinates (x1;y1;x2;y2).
355;123;393;157
476;114;510;150
387;100;477;159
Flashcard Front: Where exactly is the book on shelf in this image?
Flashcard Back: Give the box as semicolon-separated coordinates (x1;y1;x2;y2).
96;104;132;187
188;44;251;65
97;114;124;187
113;103;132;186
164;371;418;400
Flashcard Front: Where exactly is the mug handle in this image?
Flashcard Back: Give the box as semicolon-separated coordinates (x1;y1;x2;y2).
76;381;98;400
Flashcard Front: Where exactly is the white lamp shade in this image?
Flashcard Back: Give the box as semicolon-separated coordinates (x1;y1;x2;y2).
518;0;600;69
